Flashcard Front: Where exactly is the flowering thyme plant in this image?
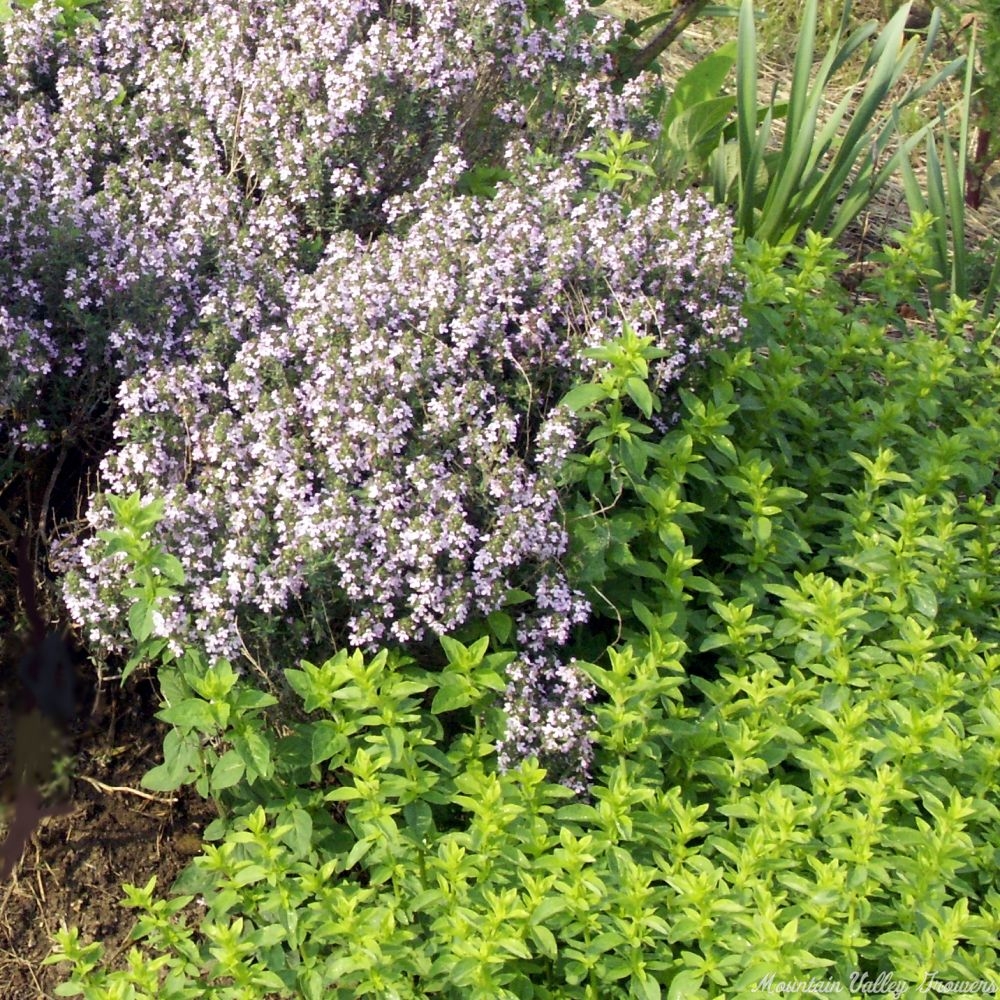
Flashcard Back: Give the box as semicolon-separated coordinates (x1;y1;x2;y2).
1;0;743;787
65;166;741;785
1;0;743;664
61;159;741;667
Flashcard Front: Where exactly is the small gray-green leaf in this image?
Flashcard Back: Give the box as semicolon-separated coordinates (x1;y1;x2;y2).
909;583;938;620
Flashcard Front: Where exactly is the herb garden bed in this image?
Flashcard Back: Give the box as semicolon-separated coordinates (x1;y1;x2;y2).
1;0;999;995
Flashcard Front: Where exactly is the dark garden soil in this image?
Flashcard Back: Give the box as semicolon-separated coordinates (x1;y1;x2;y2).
0;677;218;999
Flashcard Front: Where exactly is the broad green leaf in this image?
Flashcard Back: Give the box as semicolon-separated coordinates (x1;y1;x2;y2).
344;837;374;870
325;785;363;802
232;863;268;886
140;761;187;792
154;552;186;585
504;588;534;606
311;720;348;765
431;676;473;714
231;726;273;781
635;972;662;1000
669;95;736;164
232;688;278;712
560;382;607;412
663;41;737;129
530;924;558;958
624;376;654;418
142;730;199;791
908;583;938;620
128;599;156;643
157;697;217;732
132;496;165;532
487;610;514;644
210;750;246;791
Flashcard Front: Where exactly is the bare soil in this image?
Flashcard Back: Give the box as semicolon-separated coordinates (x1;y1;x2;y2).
0;678;217;999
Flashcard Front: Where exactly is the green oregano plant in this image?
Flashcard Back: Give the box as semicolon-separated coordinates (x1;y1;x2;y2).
575;130;656;195
46;227;1000;998
94;494;279;808
47;626;1000;997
